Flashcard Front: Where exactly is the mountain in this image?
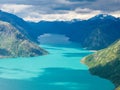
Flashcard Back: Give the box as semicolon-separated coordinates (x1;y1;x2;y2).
0;10;35;42
82;14;120;50
0;20;48;58
1;10;120;50
88;14;117;21
82;40;120;90
28;14;120;50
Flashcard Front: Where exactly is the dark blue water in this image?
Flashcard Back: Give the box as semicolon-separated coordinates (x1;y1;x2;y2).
0;44;114;90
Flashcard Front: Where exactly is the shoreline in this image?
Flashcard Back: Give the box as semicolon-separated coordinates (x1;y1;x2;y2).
80;57;116;90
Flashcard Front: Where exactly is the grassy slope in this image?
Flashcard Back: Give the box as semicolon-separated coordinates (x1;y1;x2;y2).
82;40;120;90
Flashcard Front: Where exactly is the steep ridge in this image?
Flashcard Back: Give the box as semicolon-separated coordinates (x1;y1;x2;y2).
0;20;48;58
82;40;120;90
0;10;35;42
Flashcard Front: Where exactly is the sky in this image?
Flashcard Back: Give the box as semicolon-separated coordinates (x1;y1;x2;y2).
0;0;120;22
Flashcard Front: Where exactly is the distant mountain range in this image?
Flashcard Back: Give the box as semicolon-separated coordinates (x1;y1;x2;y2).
29;14;120;50
82;40;120;90
0;10;120;50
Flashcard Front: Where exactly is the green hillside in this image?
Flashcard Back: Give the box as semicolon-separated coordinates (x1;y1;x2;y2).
82;40;120;90
0;21;48;58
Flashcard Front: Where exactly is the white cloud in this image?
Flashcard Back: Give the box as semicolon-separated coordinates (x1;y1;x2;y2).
0;4;120;22
24;8;103;22
0;4;32;13
109;11;120;18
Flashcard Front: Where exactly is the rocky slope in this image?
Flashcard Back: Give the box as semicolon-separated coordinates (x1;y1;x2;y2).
0;20;48;58
82;40;120;90
0;10;35;42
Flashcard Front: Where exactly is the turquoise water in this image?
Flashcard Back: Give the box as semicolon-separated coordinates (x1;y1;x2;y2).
0;44;114;90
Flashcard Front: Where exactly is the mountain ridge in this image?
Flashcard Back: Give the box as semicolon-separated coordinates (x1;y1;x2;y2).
0;10;120;50
82;40;120;90
29;14;120;50
0;20;48;58
0;10;36;42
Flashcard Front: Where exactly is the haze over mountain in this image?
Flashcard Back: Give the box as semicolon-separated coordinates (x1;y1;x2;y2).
82;40;120;90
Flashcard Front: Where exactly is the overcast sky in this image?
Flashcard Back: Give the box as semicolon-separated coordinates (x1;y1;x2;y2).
0;0;120;22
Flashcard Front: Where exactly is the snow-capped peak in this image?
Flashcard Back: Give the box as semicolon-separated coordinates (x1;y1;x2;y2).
89;14;116;21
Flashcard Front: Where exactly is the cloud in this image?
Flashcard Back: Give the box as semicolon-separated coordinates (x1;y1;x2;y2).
0;4;32;13
0;0;120;11
67;0;96;2
109;11;120;17
23;7;103;22
87;0;120;12
0;4;103;22
0;0;120;22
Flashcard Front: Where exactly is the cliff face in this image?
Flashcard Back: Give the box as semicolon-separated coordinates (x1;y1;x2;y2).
0;21;48;58
82;40;120;90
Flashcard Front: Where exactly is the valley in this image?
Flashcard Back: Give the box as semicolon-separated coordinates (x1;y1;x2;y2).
0;10;119;90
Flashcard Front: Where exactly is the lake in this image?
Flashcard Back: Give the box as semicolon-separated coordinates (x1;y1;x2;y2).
0;44;115;90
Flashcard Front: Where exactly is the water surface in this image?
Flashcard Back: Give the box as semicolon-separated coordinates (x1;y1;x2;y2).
0;44;114;90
